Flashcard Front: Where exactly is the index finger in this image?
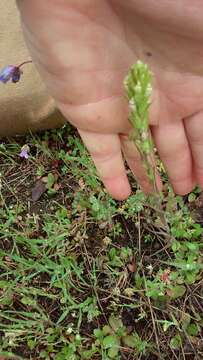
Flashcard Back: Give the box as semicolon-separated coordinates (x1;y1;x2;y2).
78;129;131;200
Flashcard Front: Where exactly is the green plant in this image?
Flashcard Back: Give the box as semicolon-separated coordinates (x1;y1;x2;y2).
124;61;168;228
122;190;146;218
72;191;117;222
93;316;150;359
0;120;202;359
124;61;154;185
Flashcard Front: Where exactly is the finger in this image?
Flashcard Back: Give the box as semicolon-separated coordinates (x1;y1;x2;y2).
151;118;195;195
78;129;131;200
184;111;203;188
120;134;162;194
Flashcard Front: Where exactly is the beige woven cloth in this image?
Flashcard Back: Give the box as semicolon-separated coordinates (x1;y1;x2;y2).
0;0;66;135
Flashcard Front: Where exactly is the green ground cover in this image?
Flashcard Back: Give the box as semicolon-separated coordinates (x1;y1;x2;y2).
0;125;202;359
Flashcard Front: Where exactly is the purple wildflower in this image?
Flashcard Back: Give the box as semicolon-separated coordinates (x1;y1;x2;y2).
11;67;22;83
19;145;30;160
0;65;22;83
0;60;32;84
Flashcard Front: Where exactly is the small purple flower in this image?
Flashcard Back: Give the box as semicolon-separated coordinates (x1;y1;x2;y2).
19;145;30;160
0;65;22;83
0;60;32;84
11;67;22;83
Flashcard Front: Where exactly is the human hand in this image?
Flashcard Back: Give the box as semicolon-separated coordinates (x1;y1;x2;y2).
17;0;203;199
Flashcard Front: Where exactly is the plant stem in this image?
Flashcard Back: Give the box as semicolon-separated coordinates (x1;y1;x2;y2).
18;60;33;68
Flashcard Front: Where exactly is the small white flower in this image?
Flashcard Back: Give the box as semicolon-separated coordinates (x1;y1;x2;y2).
146;264;153;275
134;81;142;94
66;327;73;335
129;98;137;111
146;83;152;97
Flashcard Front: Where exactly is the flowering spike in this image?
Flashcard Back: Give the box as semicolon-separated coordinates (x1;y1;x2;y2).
124;61;168;229
124;60;154;174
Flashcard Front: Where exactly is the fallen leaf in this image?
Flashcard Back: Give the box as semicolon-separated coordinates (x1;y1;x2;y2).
160;269;171;284
128;262;136;273
51;159;61;169
53;183;61;191
78;178;85;189
31;179;47;202
41;176;48;183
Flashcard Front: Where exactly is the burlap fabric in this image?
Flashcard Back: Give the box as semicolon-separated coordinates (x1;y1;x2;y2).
0;0;66;135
